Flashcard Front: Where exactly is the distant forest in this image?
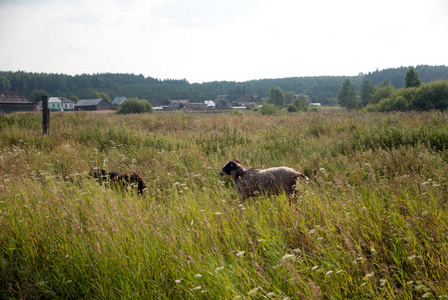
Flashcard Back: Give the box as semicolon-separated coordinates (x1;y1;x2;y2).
1;65;447;105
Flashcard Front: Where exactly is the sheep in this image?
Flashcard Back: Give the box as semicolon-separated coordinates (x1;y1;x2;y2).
219;159;308;199
90;167;146;194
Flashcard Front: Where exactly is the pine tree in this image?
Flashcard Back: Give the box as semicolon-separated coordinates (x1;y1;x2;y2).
338;79;359;110
404;67;421;88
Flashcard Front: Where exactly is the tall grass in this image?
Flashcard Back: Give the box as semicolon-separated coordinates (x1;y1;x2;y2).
1;110;447;299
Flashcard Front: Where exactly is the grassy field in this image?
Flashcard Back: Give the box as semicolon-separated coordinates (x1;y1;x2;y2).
1;109;447;299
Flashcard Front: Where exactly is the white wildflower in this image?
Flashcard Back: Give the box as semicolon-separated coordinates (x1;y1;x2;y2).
281;254;295;260
175;279;182;283
236;251;245;257
311;265;319;271
422;293;432;298
248;287;260;296
326;270;333;276
195;274;202;278
363;272;374;281
215;266;224;272
192;286;202;291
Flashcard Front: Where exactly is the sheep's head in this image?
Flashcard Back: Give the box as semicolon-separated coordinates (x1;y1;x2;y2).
220;159;242;176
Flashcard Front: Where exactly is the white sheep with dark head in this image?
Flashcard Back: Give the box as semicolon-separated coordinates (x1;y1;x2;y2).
219;159;308;199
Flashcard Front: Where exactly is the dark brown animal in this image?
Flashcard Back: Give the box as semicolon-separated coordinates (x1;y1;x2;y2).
91;167;146;194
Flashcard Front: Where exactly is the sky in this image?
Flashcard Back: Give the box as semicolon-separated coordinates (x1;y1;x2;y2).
0;0;447;83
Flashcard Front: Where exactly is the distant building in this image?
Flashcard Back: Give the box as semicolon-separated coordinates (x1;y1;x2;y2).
165;99;189;110
48;97;75;111
0;92;36;113
112;97;127;106
309;103;321;106
74;98;112;111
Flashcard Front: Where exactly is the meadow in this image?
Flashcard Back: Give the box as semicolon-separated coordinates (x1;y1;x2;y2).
0;109;447;299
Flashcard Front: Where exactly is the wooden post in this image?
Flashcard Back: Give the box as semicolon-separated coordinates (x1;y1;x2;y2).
42;95;50;135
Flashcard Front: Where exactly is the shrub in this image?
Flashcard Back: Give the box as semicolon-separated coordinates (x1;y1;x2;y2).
117;98;154;114
259;102;279;115
287;104;298;112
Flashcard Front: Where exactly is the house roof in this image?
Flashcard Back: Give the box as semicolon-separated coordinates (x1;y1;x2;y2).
49;97;62;103
112;97;127;105
49;97;74;104
0;92;32;104
75;99;106;106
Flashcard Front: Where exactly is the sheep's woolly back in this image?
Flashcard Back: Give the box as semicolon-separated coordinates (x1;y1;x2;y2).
220;160;308;199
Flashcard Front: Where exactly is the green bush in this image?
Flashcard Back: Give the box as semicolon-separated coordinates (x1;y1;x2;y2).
117;98;154;114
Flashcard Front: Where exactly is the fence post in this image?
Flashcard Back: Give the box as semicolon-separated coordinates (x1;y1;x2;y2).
42;95;50;135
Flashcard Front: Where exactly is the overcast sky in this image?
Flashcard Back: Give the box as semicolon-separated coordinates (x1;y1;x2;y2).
0;0;447;83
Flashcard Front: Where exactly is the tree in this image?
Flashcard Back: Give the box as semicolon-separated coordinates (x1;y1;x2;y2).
284;91;296;105
404;66;422;88
117;98;154;114
360;79;376;107
31;89;48;103
0;75;11;92
292;94;309;110
259;101;279;115
268;86;285;107
69;95;79;103
337;79;359;110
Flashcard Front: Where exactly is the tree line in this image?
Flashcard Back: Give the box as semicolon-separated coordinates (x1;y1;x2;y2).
337;67;448;111
0;65;447;105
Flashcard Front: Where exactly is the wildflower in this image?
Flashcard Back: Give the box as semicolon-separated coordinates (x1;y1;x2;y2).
215;266;224;272
192;286;202;291
266;292;276;298
311;265;319;271
308;229;317;234
363;272;374;281
214;212;221;215
380;279;388;286
422;293;432;298
248;287;260;296
195;274;202;278
175;279;182;283
336;270;344;274
326;271;333;276
236;251;245;257
281;254;295;260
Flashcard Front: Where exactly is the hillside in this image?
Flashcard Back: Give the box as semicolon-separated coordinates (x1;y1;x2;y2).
1;65;447;104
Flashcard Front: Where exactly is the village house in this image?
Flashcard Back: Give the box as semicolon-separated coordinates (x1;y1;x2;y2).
0;91;36;113
112;97;127;106
164;99;189;110
74;98;112;111
48;97;75;111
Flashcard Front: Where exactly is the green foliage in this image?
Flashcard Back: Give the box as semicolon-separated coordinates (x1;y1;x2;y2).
286;103;298;112
69;95;79;102
367;80;448;112
338;79;359;110
292;94;309;110
259;101;279;115
0;75;11;91
360;79;376;106
89;91;110;102
0;111;448;299
284;91;296;104
370;84;396;105
404;67;422;88
117;98;154;114
31;89;48;103
267;86;285;107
